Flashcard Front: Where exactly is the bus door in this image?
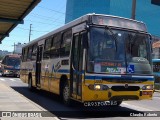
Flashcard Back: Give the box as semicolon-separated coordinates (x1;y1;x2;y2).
71;33;84;100
36;45;43;88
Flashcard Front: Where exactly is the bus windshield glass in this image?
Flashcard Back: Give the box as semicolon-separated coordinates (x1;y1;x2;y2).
7;57;20;68
87;27;151;74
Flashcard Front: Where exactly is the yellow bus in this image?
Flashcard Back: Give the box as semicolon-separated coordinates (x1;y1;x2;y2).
20;14;154;106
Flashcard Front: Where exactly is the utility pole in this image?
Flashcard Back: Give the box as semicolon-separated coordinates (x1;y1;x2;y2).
29;24;32;42
12;42;16;54
131;0;136;20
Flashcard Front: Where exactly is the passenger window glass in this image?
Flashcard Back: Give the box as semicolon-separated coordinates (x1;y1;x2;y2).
27;46;32;61
43;37;52;59
32;44;37;60
60;30;72;56
50;33;61;58
24;48;28;62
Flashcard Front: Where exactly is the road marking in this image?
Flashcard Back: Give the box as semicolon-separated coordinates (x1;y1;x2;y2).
9;79;16;81
122;102;153;111
0;78;5;81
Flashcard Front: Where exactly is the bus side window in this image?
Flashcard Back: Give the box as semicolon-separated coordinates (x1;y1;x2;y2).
23;47;28;62
31;44;37;61
43;37;52;59
50;33;61;58
60;30;72;57
27;46;32;61
22;49;24;62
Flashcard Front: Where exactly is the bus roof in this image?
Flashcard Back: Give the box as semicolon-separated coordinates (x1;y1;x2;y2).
5;54;21;58
23;13;147;48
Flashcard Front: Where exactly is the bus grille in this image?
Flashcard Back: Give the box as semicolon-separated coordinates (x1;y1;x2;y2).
109;95;139;101
111;86;140;91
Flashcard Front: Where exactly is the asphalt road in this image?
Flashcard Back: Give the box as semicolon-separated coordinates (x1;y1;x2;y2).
0;76;160;120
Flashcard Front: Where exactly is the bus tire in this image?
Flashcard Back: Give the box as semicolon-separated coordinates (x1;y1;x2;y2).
28;76;33;91
62;82;70;106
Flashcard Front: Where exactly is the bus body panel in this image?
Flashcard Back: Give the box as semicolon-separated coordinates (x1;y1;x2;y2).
82;78;154;102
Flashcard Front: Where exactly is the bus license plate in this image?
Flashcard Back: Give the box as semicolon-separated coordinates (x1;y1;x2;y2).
142;91;152;95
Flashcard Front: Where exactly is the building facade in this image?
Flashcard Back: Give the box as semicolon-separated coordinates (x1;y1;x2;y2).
65;0;110;23
65;0;160;37
14;42;25;54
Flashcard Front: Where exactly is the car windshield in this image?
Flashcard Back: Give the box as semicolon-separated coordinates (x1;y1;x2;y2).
87;27;152;74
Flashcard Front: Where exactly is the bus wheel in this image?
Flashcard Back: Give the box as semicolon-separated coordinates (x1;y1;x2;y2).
28;76;33;91
62;82;70;105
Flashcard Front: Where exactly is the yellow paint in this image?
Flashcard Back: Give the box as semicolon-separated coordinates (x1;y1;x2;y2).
20;67;154;103
81;80;154;102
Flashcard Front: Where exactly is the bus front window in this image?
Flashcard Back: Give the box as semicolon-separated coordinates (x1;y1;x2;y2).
7;58;20;69
89;27;116;61
87;27;152;74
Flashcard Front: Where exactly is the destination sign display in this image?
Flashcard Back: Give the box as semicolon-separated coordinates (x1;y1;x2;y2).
92;15;147;32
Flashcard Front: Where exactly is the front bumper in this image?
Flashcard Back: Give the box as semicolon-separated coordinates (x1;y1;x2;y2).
3;70;20;76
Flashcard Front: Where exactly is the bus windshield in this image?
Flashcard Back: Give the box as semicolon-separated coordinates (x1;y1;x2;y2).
87;27;152;74
7;57;20;68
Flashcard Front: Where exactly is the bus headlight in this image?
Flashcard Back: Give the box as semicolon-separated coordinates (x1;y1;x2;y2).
88;84;109;90
142;85;153;90
94;84;101;90
88;84;101;90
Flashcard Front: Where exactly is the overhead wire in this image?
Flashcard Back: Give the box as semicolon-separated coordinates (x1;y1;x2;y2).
17;27;50;33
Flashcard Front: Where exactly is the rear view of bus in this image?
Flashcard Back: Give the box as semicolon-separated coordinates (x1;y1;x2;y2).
1;54;21;77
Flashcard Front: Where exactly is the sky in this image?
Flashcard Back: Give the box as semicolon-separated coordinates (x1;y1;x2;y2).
0;0;67;52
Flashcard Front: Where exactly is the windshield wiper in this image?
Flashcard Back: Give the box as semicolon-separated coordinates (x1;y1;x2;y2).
105;26;117;51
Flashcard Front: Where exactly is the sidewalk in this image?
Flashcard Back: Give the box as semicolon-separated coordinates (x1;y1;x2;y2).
0;81;59;120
